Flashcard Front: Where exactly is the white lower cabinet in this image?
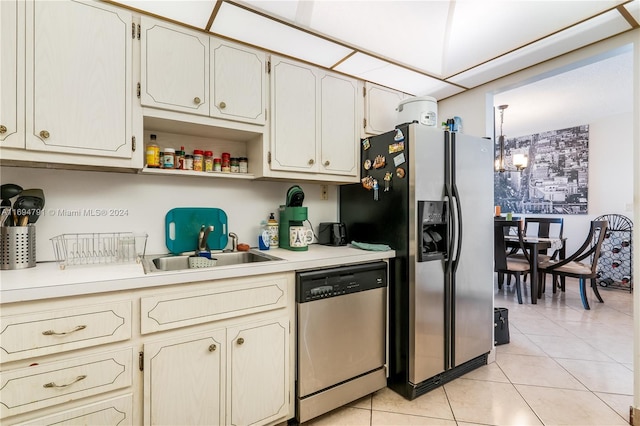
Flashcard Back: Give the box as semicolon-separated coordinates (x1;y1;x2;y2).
144;330;225;426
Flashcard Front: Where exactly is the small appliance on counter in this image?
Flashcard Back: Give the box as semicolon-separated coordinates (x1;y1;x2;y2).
279;185;309;251
318;222;347;246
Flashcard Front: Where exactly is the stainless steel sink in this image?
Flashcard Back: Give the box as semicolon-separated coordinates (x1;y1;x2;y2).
143;250;283;273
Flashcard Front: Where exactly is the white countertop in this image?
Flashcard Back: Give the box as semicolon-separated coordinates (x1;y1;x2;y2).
0;245;395;304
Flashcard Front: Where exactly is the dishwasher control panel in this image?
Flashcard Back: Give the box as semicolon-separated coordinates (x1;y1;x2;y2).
296;261;387;303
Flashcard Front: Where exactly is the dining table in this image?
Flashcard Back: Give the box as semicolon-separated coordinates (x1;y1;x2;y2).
504;235;566;303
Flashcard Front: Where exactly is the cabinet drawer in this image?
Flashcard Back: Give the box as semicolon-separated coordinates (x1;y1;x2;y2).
141;274;288;334
1;301;131;363
13;394;133;426
0;348;132;419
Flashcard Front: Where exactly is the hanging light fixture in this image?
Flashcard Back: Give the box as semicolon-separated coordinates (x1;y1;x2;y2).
495;104;528;173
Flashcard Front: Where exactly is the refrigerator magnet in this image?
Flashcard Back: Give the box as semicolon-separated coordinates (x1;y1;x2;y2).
362;138;371;150
361;175;375;190
373;155;386;169
393;152;406;167
364;159;372;170
396;167;405;178
389;141;404;153
384;172;393;191
394;129;405;142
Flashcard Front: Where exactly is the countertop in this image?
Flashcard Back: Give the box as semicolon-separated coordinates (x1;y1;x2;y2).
0;245;395;304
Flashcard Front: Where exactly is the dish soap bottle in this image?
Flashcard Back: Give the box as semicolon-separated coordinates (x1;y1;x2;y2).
258;220;270;250
267;213;279;248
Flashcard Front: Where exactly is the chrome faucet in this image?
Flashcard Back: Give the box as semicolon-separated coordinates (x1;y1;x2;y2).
228;232;238;252
197;225;214;253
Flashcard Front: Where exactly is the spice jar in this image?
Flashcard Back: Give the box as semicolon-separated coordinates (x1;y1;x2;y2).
239;157;248;173
230;157;240;173
163;148;175;169
204;150;214;172
185;154;194;170
176;146;186;170
146;134;160;168
213;157;221;172
221;152;231;173
193;149;204;172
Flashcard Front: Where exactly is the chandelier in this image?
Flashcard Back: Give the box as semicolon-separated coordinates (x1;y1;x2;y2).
495;104;528;172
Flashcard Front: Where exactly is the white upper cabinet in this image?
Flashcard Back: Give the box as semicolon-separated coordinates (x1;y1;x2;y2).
363;81;411;136
210;39;266;125
269;56;359;182
25;0;133;158
140;16;209;116
0;0;24;149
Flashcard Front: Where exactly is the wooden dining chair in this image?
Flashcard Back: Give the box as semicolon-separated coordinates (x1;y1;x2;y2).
494;220;530;304
524;217;564;260
537;220;608;310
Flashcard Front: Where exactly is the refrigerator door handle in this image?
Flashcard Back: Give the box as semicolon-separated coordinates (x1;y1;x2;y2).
450;132;463;273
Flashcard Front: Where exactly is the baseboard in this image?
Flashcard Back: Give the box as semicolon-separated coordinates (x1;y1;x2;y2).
631;405;639;425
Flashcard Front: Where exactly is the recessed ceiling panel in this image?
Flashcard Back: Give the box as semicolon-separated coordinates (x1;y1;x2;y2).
210;2;353;67
444;0;626;76
447;10;631;88
111;0;215;28
623;0;640;21
335;52;456;97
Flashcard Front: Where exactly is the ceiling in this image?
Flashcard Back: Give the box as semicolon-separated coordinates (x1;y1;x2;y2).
109;0;639;100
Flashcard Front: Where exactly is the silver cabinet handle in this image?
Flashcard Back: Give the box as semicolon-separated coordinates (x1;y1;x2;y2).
194;97;201;104
42;325;87;336
43;374;87;388
209;344;217;352
236;337;244;345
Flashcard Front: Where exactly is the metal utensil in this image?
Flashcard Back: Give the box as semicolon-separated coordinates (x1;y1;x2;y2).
14;189;45;225
1;184;23;226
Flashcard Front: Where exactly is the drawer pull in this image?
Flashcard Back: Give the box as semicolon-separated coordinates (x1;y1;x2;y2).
42;325;87;336
0;124;7;134
208;344;217;352
43;374;87;388
236;337;244;345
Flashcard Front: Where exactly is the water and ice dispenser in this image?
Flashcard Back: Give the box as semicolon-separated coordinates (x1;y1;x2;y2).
418;201;448;262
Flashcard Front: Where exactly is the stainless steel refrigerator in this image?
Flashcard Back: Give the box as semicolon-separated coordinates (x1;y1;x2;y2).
339;123;494;399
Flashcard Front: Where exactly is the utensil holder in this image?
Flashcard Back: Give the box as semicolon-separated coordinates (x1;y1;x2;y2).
1;225;36;270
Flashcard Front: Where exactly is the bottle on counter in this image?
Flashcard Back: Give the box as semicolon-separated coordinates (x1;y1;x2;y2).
146;134;160;168
267;213;279;248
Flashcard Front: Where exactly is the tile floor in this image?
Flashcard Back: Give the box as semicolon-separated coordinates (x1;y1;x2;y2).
304;277;634;426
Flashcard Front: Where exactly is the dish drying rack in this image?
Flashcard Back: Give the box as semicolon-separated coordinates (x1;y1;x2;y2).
51;232;148;269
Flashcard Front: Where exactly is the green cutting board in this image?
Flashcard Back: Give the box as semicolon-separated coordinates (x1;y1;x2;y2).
165;208;228;254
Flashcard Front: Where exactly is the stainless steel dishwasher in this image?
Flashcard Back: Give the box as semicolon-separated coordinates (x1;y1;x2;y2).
296;261;387;423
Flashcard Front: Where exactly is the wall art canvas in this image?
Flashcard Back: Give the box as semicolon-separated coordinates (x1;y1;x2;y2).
494;124;589;215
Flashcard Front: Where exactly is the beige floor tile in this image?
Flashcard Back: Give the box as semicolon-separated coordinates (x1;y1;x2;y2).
303;407;370;426
348;395;372;410
554;358;634;395
516;384;628;425
509;317;574;337
526;334;614;361
594;392;634;421
371;410;456;425
496;353;586;390
444;378;542;425
585;335;633;364
495;333;547;356
460;362;510;383
371;387;454;420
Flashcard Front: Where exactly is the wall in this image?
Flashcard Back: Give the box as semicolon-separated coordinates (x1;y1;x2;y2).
440;29;639;421
1;166;339;262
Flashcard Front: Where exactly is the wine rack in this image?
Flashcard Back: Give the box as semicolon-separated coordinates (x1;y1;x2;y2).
595;214;633;292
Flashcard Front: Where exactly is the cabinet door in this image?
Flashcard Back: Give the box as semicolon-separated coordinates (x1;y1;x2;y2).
227;316;289;426
143;330;224;426
211;39;266;125
25;0;132;158
364;82;410;135
270;57;318;172
16;394;133;426
320;72;358;176
141;17;209;116
0;0;24;148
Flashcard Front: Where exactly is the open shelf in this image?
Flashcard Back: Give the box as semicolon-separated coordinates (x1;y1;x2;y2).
139;166;255;180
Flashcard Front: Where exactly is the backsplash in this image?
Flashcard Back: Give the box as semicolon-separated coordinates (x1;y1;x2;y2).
2;167;339;262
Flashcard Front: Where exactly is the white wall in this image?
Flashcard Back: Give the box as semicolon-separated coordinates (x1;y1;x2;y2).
1;166;339;261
